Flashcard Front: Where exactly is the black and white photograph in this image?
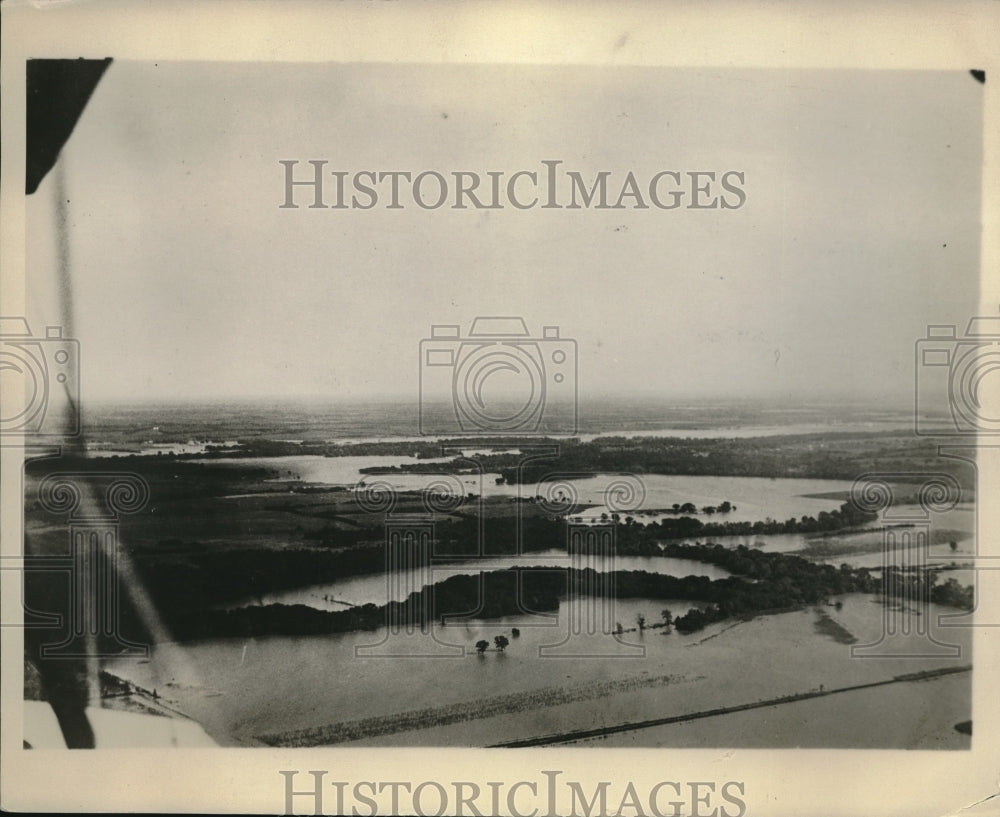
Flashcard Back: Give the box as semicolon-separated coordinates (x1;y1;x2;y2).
2;3;999;816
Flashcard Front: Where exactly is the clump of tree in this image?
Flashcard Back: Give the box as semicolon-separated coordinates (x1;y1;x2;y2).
661;609;673;633
931;577;974;611
674;606;724;633
471;433;971;490
172;548;886;641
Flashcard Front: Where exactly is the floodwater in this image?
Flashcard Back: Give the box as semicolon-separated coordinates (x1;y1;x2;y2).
103;595;971;749
200;453;861;525
234;550;732;609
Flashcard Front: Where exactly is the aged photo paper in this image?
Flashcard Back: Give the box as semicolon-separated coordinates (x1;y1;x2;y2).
2;2;999;815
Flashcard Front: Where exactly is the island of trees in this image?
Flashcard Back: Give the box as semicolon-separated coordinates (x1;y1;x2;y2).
22;448;973;653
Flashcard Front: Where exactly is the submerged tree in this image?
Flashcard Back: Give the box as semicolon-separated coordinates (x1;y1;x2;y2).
475;640;490;653
494;635;509;652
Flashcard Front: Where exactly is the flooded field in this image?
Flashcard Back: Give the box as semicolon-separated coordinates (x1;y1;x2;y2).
104;595;971;749
200;453;865;525
238;551;732;609
39;416;977;752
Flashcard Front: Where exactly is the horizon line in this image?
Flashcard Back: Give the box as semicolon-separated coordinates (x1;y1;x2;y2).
78;393;921;410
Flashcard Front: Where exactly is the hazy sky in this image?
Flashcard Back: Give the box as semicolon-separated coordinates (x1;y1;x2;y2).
27;63;983;406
